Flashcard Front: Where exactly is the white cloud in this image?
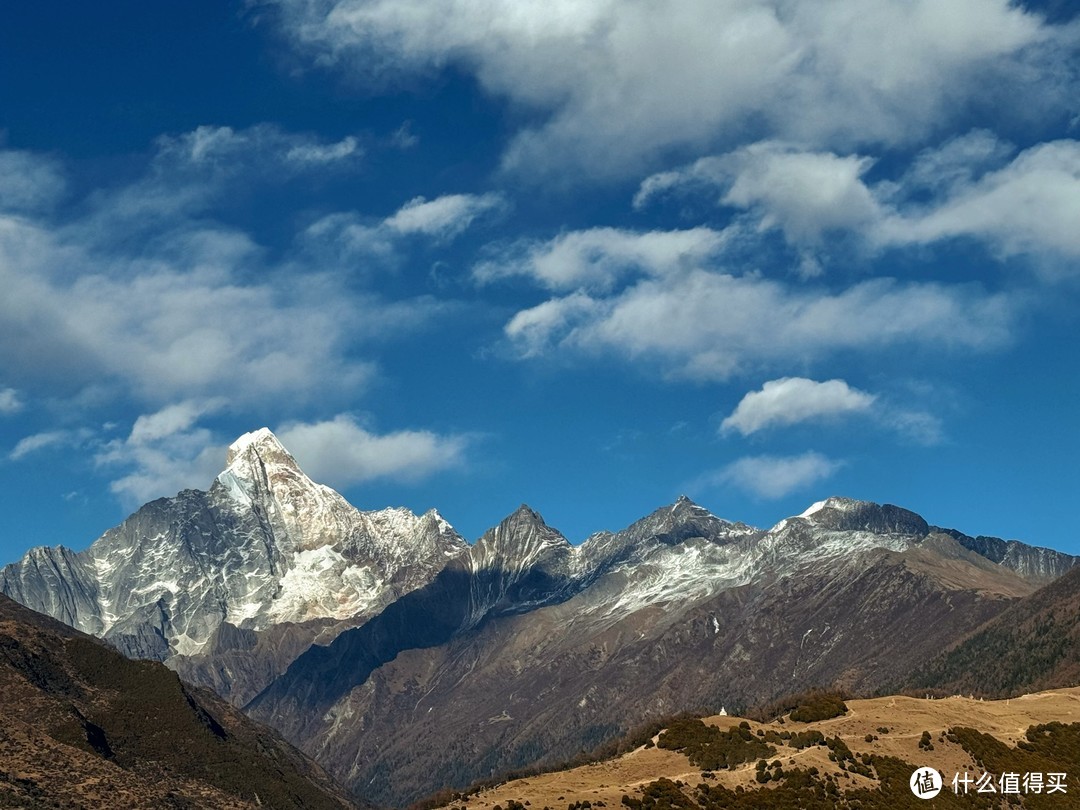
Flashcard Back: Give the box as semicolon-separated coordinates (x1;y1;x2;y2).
637;137;1080;274
127;400;222;445
880;139;1080;265
0;214;379;403
708;451;843;499
93;407;469;508
9;430;75;461
0;387;22;415
722;145;880;245
158;124;363;172
96;401;226;507
720;378;946;445
385;193;506;239
474;227;728;291
721;377;877;436
633;145;885;256
503;264;1012;380
268;0;1067;178
303;192;506;265
285;135;362;164
0;130;467;408
276;414;468;488
635;145;883;248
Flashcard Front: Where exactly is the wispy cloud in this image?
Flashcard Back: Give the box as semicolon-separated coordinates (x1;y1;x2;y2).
0;387;22;415
0;128;466;408
636;135;1080;276
302;192;507;266
500;263;1012;381
285;135;361;164
704;451;844;499
0;150;66;214
95;400;227;507
160;124;363;172
385;193;506;239
474;227;728;291
9;430;80;461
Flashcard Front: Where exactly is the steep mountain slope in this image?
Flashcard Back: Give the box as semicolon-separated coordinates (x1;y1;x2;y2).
248;497;1071;805
1;428;466;704
0;592;354;809
909;561;1080;697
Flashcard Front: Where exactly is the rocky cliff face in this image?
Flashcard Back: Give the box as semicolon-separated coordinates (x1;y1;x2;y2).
0;428;466;703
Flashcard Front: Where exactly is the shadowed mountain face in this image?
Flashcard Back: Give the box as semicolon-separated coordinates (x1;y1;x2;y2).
246;499;1072;805
908;561;1080;697
0;592;355;809
2;433;1076;807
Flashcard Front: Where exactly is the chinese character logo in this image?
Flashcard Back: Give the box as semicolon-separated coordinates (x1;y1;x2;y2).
911;766;943;799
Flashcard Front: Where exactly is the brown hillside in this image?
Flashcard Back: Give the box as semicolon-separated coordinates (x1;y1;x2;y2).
0;593;356;809
440;689;1080;809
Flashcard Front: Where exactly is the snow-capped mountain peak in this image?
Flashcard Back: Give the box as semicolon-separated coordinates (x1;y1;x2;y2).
1;429;468;666
225;427;291;467
790;496;929;536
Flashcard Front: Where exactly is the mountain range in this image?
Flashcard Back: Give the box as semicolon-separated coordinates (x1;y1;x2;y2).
2;428;1076;805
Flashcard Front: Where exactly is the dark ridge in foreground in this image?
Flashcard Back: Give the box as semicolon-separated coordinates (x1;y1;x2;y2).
0;593;357;810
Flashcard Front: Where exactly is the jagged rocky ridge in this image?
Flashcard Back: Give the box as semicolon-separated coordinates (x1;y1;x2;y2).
1;429;467;704
2;430;1076;805
247;494;1076;803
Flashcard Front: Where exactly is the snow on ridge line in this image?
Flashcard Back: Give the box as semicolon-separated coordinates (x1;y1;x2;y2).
799;499;829;519
229;427;276;455
225;427;295;469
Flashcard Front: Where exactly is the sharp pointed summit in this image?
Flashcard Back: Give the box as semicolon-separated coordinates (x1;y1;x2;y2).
0;428;468;702
225;426;293;468
473;503;571;566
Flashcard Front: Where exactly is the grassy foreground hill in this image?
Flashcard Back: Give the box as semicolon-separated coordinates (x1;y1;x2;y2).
0;593;356;809
430;689;1080;810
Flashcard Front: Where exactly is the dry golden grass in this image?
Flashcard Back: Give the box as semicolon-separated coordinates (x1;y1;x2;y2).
448;687;1080;808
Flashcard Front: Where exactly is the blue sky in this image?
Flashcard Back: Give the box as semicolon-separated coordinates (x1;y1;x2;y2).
1;0;1079;564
